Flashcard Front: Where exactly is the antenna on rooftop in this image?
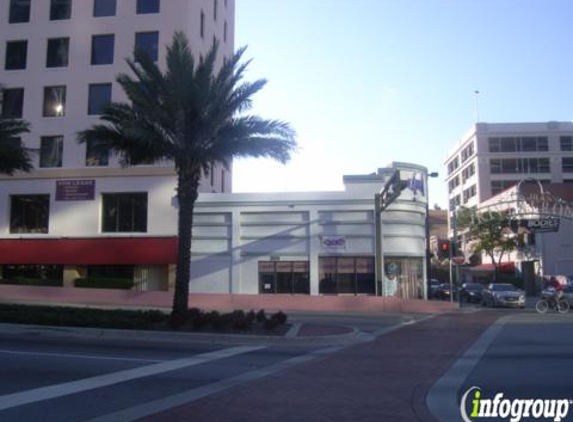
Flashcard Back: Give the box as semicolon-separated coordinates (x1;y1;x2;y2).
474;90;480;123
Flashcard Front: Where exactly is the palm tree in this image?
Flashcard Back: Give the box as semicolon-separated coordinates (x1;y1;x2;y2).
78;32;297;322
0;88;33;175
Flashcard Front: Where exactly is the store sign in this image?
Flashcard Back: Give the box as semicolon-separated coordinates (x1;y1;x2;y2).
321;235;346;251
56;180;95;201
510;217;560;233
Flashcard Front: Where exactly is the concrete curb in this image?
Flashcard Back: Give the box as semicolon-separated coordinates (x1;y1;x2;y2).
0;321;363;345
426;314;512;422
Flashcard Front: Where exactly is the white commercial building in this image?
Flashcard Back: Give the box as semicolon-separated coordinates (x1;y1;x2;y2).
0;0;234;289
445;121;573;212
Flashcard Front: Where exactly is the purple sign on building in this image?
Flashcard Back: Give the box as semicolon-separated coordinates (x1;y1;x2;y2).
56;180;96;201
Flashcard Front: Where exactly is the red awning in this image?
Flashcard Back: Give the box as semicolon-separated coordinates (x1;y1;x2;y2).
0;237;178;265
469;262;516;273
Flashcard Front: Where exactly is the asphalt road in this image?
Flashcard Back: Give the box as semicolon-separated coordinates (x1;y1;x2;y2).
429;311;573;422
0;312;412;422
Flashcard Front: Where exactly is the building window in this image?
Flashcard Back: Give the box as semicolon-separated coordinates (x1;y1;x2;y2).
209;163;214;186
9;0;31;23
50;0;72;20
447;175;459;193
490;158;550;174
91;34;114;65
461;142;475;163
2;264;63;284
489;136;548;153
93;0;116;17
560;136;573;151
200;10;205;38
449;194;461;211
5;40;27;70
214;0;217;20
319;257;375;295
384;257;423;299
461;163;475;183
136;0;159;14
462;184;477;203
135;31;159;61
491;180;518;196
221;169;225;192
86;137;109;166
87;265;134;280
102;193;147;232
39;136;63;168
43;86;66;117
1;88;24;118
224;21;227;42
563;157;573;173
447;157;459;175
46;37;69;67
10;195;50;234
259;261;310;294
88;83;112;115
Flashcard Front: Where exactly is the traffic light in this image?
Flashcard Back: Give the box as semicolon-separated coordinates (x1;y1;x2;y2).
438;240;450;259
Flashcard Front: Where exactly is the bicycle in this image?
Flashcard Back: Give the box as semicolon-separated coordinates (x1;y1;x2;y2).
535;297;570;314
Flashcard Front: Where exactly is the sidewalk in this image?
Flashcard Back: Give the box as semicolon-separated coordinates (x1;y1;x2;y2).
137;311;502;422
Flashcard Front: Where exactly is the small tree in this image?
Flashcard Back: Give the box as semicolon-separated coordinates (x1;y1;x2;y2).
0;86;33;175
457;207;517;281
79;33;296;323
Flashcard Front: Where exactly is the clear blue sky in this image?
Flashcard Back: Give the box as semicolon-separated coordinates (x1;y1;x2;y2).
232;0;573;206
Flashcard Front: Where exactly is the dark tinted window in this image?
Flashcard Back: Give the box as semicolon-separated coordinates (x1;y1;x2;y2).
9;0;30;23
563;157;573;173
86;137;109;166
50;0;72;20
10;195;50;234
43;86;66;117
91;34;114;65
136;0;159;14
102;193;148;232
46;37;69;67
39;136;63;168
88;83;112;115
135;31;159;61
5;40;27;70
1;88;24;118
94;0;116;16
561;136;573;151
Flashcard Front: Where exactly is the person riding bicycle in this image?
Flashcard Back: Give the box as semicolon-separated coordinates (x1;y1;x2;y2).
546;284;565;309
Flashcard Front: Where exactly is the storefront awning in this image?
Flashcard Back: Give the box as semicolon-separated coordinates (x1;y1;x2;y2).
469;262;515;273
0;237;178;265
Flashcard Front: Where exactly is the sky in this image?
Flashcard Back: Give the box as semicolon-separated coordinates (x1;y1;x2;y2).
232;0;573;207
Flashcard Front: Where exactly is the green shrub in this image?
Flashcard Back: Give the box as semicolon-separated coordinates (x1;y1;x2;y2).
256;309;267;322
263;317;280;330
272;311;288;325
0;304;167;329
0;277;63;287
74;278;134;290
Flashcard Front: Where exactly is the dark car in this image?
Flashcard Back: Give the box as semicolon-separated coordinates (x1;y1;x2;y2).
435;283;452;300
429;279;441;299
481;283;525;308
459;282;484;303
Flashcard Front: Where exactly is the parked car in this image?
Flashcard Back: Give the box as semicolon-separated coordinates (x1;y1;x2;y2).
435;283;453;300
481;283;525;308
429;279;441;299
459;282;484;303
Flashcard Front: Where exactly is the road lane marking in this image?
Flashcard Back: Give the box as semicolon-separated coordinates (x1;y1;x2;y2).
0;349;163;363
84;345;342;422
0;345;264;411
426;315;511;422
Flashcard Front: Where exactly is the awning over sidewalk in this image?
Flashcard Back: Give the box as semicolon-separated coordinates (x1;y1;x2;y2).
468;262;515;273
0;237;178;265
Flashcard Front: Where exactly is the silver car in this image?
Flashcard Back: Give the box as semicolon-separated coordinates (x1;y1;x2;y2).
482;283;526;308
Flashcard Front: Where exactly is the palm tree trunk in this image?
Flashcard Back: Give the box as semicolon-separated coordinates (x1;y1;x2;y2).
172;171;199;323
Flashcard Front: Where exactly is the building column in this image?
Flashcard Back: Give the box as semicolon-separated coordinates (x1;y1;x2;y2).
309;209;320;295
230;210;242;294
63;265;86;288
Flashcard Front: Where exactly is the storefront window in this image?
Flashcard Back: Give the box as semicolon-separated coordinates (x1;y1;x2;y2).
384;257;423;299
258;261;309;294
319;256;375;295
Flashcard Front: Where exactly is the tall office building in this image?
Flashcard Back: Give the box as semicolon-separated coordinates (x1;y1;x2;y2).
0;0;235;290
445;121;573;212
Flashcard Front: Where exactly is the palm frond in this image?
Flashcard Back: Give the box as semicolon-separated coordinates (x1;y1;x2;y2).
0;118;34;175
